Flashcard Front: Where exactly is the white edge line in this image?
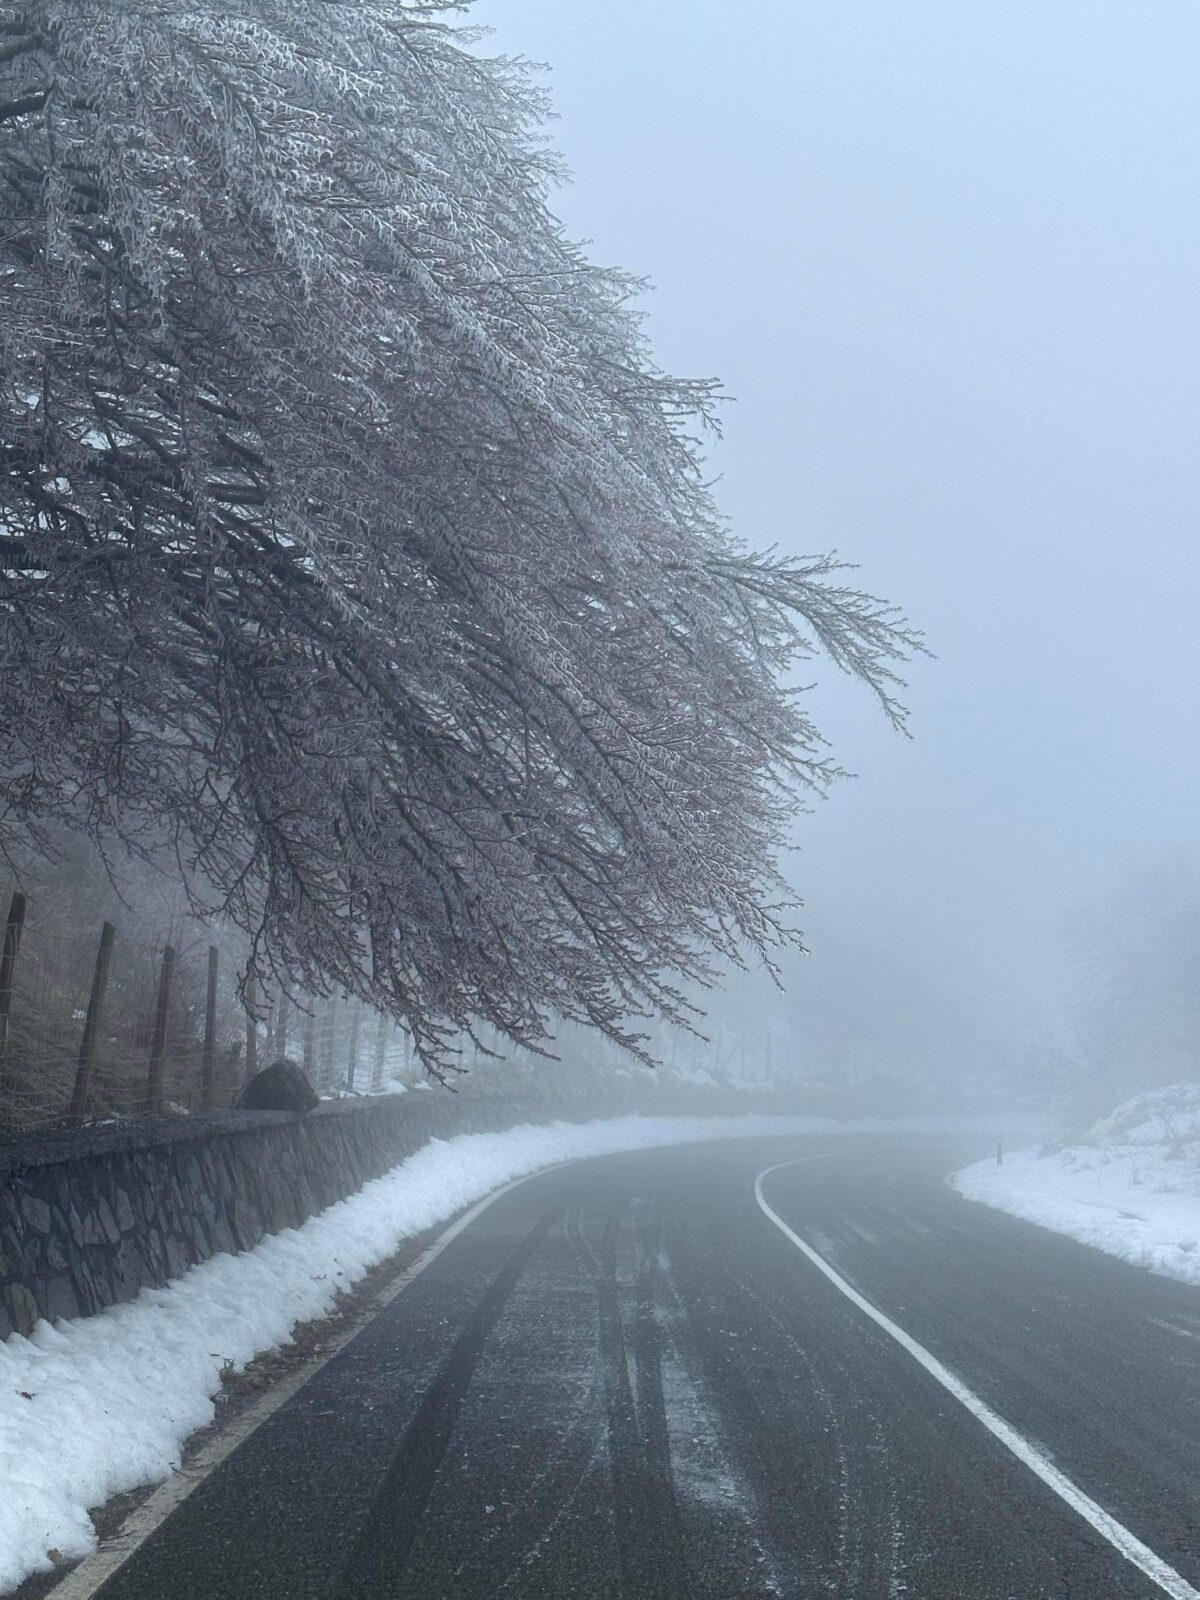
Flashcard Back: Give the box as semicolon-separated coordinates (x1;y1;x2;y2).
754;1158;1200;1600
46;1165;560;1600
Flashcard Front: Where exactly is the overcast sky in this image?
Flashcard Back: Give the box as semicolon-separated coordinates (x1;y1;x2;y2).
471;1;1200;1093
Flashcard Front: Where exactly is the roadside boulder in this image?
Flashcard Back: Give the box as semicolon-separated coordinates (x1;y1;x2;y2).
239;1059;319;1115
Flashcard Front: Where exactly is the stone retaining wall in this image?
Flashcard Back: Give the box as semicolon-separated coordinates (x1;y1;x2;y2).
0;1083;815;1340
0;1092;504;1339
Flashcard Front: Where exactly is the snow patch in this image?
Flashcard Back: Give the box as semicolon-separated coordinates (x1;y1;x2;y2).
950;1085;1200;1286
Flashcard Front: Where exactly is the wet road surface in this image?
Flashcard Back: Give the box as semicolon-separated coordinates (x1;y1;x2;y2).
61;1135;1200;1598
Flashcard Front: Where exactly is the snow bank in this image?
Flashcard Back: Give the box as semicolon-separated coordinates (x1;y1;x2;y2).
951;1085;1200;1286
0;1111;839;1591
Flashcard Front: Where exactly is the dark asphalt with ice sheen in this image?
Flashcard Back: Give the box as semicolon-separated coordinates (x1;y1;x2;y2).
78;1136;1200;1599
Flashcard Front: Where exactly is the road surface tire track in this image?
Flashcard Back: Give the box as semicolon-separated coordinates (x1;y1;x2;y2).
327;1203;563;1598
594;1196;692;1600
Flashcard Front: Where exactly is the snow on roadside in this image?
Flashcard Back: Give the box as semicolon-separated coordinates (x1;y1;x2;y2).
951;1085;1200;1288
1;1111;854;1592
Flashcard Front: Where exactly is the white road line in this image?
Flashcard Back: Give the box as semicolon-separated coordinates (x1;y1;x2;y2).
46;1168;555;1600
755;1157;1200;1600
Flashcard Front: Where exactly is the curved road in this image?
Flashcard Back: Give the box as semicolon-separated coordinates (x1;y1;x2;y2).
57;1135;1200;1599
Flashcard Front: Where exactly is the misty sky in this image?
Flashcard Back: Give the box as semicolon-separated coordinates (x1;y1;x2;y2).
471;1;1200;1091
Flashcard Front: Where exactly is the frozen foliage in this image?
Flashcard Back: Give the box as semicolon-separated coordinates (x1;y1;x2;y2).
2;1111;847;1590
0;0;916;1073
952;1085;1200;1285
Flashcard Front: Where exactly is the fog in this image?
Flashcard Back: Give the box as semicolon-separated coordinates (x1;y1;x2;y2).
472;0;1200;1108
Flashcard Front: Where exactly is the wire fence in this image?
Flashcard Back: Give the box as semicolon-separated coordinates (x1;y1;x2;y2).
0;887;416;1137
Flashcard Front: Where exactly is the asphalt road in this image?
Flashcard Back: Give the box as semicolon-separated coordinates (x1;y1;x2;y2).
71;1134;1200;1599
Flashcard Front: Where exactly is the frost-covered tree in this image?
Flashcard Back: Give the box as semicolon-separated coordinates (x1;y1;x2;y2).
0;0;917;1073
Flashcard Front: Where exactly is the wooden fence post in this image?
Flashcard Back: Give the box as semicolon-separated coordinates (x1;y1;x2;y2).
67;921;116;1126
146;943;176;1116
244;972;258;1083
371;1012;388;1092
201;944;218;1109
346;1004;361;1093
0;890;27;1073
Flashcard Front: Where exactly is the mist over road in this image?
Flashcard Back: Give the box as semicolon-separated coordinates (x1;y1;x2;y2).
73;1136;1200;1600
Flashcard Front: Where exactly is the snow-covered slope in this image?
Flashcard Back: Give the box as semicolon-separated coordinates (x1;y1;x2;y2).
951;1085;1200;1285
